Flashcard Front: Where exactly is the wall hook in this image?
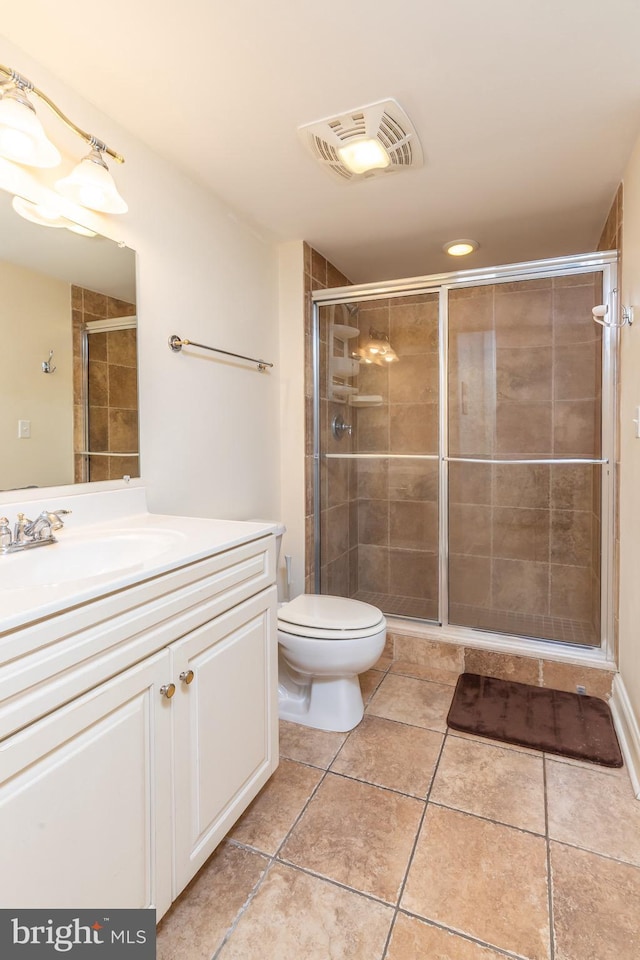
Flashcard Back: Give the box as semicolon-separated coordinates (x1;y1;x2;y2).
42;349;56;374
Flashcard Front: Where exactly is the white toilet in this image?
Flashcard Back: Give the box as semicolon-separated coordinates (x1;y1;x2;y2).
271;525;386;733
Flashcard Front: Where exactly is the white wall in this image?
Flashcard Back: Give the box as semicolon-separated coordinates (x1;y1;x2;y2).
619;135;640;729
0;35;281;522
0;261;73;489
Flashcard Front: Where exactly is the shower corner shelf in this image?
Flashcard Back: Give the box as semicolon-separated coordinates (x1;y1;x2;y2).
329;318;362;403
332;323;360;340
332;384;359;399
349;395;383;407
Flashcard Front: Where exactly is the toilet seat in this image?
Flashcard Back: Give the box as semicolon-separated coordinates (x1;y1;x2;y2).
278;595;385;641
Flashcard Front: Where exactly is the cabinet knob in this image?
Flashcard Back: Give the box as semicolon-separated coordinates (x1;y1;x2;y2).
160;683;176;699
179;670;195;685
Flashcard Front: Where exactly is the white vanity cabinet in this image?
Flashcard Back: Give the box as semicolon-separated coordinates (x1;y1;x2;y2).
171;589;275;894
0;531;278;919
0;650;175;912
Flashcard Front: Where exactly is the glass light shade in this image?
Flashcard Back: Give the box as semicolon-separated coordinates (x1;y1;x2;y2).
367;337;391;356
65;221;97;237
338;137;390;175
0;94;61;167
357;333;399;366
56;151;128;214
12;195;66;228
355;348;374;364
12;195;97;237
443;239;479;257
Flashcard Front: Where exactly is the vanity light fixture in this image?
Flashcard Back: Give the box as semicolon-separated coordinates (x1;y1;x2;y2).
12;195;97;237
0;83;60;167
56;147;128;214
0;65;127;215
12;194;65;228
443;239;479;257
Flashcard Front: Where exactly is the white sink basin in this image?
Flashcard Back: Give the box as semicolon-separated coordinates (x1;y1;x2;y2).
0;528;187;589
0;497;275;634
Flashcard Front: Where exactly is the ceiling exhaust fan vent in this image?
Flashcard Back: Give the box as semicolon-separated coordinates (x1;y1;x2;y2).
298;99;423;183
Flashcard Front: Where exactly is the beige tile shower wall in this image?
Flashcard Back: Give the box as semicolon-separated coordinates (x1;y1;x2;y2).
387;631;616;698
448;275;603;636
303;244;353;595
72;286;138;483
355;295;440;617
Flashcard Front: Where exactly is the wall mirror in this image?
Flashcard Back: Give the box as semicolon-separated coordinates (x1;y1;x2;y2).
0;189;138;491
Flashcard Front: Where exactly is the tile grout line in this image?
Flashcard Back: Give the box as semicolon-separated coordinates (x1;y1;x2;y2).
209;854;277;960
426;798;547;839
273;857;397;910
545;835;640;870
543;757;556;960
364;708;448;737
226;839;400;912
379;728;449;960
395;908;534;960
325;767;435;802
212;751;336;960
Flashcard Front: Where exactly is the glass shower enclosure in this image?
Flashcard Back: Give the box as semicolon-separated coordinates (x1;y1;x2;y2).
312;252;617;654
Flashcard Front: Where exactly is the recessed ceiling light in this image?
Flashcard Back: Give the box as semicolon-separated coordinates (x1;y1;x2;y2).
443;239;479;257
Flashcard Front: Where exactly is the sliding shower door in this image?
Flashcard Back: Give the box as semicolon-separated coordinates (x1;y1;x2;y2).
314;254;615;650
447;274;605;645
317;293;440;620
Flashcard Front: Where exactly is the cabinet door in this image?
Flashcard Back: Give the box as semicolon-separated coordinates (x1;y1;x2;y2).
0;651;173;915
171;587;278;893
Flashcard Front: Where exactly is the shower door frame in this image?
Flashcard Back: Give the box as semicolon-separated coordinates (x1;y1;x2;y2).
80;315;139;482
312;251;619;665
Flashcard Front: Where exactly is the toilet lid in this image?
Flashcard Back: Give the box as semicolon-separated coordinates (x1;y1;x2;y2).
278;594;384;632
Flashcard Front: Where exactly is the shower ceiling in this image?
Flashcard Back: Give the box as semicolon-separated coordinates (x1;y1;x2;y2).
2;1;640;282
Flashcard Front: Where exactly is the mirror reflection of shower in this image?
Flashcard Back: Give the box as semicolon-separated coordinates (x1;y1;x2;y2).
78;309;140;483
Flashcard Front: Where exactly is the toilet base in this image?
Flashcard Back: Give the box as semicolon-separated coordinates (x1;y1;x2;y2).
278;668;364;732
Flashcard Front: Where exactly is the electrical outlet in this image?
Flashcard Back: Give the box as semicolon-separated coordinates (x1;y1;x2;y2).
17;419;31;439
576;685;586;695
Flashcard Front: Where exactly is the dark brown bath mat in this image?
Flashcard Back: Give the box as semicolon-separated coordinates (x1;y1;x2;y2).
447;672;623;767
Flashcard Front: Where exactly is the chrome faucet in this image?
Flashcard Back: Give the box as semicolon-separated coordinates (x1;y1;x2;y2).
1;509;72;554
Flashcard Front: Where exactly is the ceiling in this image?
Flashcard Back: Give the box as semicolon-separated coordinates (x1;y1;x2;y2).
2;1;640;283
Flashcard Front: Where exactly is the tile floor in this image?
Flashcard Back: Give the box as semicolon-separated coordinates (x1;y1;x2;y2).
157;660;640;960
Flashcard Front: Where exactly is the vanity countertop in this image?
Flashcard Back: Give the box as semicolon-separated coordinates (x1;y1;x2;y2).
0;487;277;635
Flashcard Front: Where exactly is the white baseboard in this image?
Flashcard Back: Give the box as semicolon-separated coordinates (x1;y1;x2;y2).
610;674;640;799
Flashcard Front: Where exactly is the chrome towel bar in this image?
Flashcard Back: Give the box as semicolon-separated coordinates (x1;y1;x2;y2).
168;334;274;371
